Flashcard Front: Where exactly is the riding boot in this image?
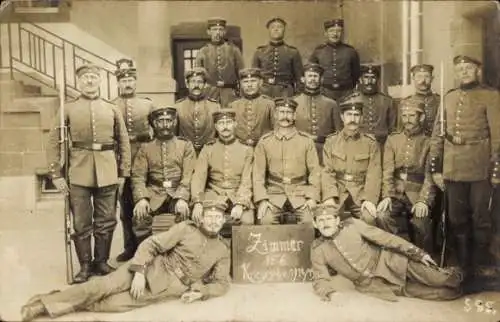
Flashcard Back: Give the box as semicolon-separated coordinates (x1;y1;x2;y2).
92;233;115;276
455;234;473;293
73;237;92;283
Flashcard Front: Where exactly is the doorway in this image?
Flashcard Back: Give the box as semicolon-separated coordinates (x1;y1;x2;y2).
484;9;500;89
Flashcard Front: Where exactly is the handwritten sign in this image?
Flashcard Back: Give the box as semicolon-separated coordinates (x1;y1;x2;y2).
232;224;315;284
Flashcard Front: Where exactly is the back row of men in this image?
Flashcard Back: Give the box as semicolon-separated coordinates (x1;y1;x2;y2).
45;18;499;299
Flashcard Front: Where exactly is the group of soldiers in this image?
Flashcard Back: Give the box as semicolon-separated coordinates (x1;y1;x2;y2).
18;15;500;322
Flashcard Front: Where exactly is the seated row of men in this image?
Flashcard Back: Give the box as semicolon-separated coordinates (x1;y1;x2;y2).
19;203;464;322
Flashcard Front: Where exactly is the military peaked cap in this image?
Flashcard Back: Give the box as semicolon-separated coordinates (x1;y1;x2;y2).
339;92;363;113
213;108;236;122
453;55;482;66
115;58;137;80
75;64;100;78
313;204;340;218
400;99;425;114
274;97;298;111
303;63;324;75
360;64;381;78
266;17;287;28
324;18;344;30
410;64;434;74
203;200;227;213
239;67;262;79
185;67;208;80
208;18;227;28
148;107;177;125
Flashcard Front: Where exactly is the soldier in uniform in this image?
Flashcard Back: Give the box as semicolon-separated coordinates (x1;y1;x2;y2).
252;17;304;98
20;203;231;322
253;98;321;225
321;95;381;226
430;54;500;291
348;64;397;146
47;64;131;283
399;64;440;136
195;18;245;107
378;100;437;254
112;58;155;262
228;68;275;147
131;107;196;245
311;205;463;302
191;109;255;234
309;19;361;102
175;67;221;155
294;63;340;164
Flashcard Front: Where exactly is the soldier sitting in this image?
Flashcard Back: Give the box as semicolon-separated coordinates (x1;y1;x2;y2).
253;97;321;225
191;109;255;237
131;107;196;245
377;100;436;254
20;202;231;322
311;205;463;303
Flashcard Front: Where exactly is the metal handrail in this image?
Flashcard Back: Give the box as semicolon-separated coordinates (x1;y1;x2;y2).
2;22;117;101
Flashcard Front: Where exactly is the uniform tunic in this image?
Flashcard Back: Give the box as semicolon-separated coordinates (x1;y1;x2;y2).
228;94;275;147
39;221;230;316
252;41;304;97
311;218;462;301
174;97;220;153
355;92;397;144
253;129;321;209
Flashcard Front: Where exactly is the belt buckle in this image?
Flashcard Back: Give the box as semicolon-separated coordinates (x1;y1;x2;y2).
283;177;291;184
400;172;408;181
163;180;172;188
333;83;340;89
91;143;102;150
216;80;225;87
268;77;276;85
452;136;463;145
246;139;254;145
344;174;353;181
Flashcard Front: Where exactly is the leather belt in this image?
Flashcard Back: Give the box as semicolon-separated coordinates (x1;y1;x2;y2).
445;133;489;145
72;142;115;151
394;168;425;183
335;171;365;183
151;178;181;189
129;134;151;143
243;138;257;146
263;78;292;86
268;173;307;185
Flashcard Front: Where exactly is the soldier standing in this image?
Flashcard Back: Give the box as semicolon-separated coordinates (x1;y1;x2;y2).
20;205;231;322
430;54;500;291
321;96;381;225
191;109;255;234
378;101;436;254
311;205;463;302
195;18;244;107
175;67;221;155
228;68;275;147
47;64;131;283
112;58;155;262
309;19;361;102
252;17;304;98
399;64;440;136
253;98;321;225
131;107;196;245
294;63;340;164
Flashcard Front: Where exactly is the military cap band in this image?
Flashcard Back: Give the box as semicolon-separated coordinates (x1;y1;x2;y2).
75;64;100;77
115;58;137;80
148;107;177;125
360;64;381;77
274;97;298;111
266;17;286;28
453;55;482;66
313;205;340;218
400;100;425;114
239;68;262;79
208;18;227;28
410;64;434;74
303;63;324;75
185;67;208;80
202;200;227;213
324;19;344;30
213;108;236;122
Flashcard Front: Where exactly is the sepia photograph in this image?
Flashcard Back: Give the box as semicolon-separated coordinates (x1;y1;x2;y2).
0;0;500;321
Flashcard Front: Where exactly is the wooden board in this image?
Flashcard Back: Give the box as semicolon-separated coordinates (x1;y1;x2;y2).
232;224;315;284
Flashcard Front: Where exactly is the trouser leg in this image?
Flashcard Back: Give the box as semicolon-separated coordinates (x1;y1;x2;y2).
377;197;410;239
469;180;494;267
119;178;137;256
344;195;376;226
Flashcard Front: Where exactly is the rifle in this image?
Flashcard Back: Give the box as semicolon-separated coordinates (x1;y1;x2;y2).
58;72;74;285
438;61;447;268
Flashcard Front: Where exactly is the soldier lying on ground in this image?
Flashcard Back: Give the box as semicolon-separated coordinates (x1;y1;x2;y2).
311;204;463;302
20;202;231;322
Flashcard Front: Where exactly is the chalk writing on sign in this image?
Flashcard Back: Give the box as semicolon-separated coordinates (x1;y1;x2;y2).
232;224;315;284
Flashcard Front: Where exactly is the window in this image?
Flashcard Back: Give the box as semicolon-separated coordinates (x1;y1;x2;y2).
183;49;199;71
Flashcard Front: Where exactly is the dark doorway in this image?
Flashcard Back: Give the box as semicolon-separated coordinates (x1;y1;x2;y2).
484;9;500;90
171;22;242;101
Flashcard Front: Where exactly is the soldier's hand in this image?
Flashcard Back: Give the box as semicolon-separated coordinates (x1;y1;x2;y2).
117;177;126;197
257;200;270;220
304;199;317;210
192;203;203;225
420;254;438;267
175;199;190;220
432;173;445;191
181;291;203;304
130;272;146;299
52;177;69;196
133;199;151;220
361;201;377;218
411;202;429;218
230;204;244;221
377;197;392;213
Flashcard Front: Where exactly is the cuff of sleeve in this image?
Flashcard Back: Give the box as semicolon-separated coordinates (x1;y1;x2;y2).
128;264;147;275
174;187;190;201
190;283;209;300
407;245;426;262
119;169;131;177
430;156;443;173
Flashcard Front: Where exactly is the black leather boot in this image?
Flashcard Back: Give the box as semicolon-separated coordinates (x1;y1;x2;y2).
73;237;92;283
455;234;473;293
92;233;116;276
21;299;47;322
